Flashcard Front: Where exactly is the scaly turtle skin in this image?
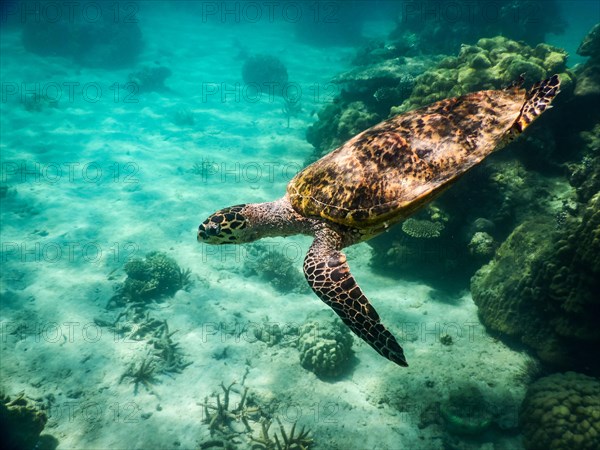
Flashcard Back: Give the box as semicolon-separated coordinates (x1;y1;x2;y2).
198;75;560;368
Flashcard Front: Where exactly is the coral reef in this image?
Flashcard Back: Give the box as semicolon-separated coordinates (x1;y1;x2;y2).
297;317;353;379
389;0;565;56
393;36;569;114
519;372;600;450
22;14;143;68
242;54;288;97
117;251;191;304
467;232;497;259
305;56;432;161
568;121;600;203
306;100;381;162
1;391;56;450
574;23;600;98
128;66;172;92
471;193;600;370
243;244;308;294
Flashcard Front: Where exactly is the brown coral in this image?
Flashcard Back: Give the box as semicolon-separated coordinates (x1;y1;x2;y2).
520;372;600;450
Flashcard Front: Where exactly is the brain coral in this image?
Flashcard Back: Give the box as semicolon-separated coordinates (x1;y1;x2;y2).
298;317;353;379
519;372;600;450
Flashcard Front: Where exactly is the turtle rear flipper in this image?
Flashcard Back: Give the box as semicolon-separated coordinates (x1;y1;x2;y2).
513;74;561;134
304;227;408;367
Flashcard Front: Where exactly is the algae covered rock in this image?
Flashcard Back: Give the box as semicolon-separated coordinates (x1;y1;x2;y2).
519;372;600;450
468;232;496;259
393;36;568;114
1;392;52;450
575;23;600;98
471;193;600;369
298;317;353;379
440;384;492;436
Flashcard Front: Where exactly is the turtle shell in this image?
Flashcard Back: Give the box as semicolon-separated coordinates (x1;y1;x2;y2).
288;87;530;228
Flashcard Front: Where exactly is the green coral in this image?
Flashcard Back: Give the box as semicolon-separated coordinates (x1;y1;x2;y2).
467;232;496;259
298;317;353;379
393;36;569;114
471;193;600;368
519;372;600;450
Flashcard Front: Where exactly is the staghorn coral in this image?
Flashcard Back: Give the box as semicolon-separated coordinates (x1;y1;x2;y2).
251;417;313;450
298;317;353;379
199;382;313;450
519;372;600;450
401;218;444;239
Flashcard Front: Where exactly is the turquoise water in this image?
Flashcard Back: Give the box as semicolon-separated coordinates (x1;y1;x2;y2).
1;1;599;449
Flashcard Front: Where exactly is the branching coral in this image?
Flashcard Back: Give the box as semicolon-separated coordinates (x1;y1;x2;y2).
202;382;260;436
251;417;313;450
519;372;600;450
198;382;313;450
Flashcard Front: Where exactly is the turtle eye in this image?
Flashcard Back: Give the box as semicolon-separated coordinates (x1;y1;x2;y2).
205;222;221;236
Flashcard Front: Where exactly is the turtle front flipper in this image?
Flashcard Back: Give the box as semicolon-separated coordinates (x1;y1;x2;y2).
303;227;408;367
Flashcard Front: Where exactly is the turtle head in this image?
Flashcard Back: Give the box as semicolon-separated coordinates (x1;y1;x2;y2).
197;204;253;244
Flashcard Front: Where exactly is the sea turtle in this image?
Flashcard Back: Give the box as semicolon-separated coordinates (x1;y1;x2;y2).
198;74;560;367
